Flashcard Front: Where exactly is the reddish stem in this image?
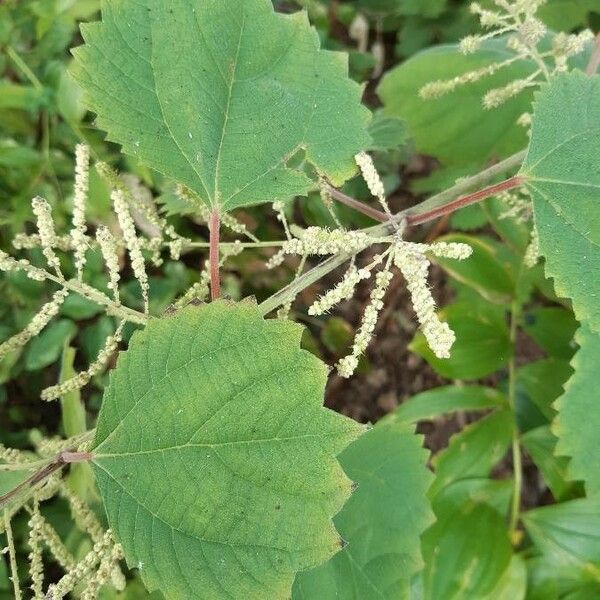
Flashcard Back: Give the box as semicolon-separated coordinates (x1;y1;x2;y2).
327;187;388;222
586;33;600;76
209;208;221;300
406;176;525;227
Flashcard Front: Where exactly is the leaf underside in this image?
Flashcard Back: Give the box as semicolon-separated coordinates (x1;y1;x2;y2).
92;301;363;600
71;0;371;211
521;72;600;332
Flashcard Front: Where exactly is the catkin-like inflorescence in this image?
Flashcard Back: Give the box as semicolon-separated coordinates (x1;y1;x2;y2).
45;530;116;600
71;144;90;280
28;502;45;600
32;197;62;276
394;242;459;359
0;289;68;361
41;323;124;401
337;265;394;378
355;152;391;215
96;225;121;303
266;227;371;269
80;543;125;600
112;190;149;313
62;487;105;544
309;265;372;316
524;225;540;268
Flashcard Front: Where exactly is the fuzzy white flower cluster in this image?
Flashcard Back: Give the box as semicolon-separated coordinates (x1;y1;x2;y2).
71;144;90;280
41;323;124;402
0;289;68;361
334;239;473;378
112;190;149;313
337;266;394;378
266;227;371;269
32;197;62;276
355;152;391;215
421;0;594;110
394;242;467;359
309;264;373;316
96;226;121;303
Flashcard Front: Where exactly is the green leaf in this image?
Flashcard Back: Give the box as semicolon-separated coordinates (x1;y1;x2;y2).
91;301;363;600
429;410;513;498
482;555;526;600
410;302;511;380
523;498;600;569
523;307;578;360
554;324;600;496
516;358;573;422
378;40;533;166
422;501;512;600
431;234;515;304
538;0;598;30
72;0;370;212
522;426;576;502
366;113;408;152
521;72;600;332
25;318;77;371
391;385;505;424
292;420;434;600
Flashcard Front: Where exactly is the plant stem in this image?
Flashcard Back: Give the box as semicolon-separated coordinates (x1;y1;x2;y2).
3;510;21;600
508;267;525;539
406;176;525;226
260;150;526;315
326;186;388;222
209;208;221;300
187;240;286;249
587;33;600;76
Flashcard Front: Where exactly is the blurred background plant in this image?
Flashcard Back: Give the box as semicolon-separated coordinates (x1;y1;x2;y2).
0;0;599;597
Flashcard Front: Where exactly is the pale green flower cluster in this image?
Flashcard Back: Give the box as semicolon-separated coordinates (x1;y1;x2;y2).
421;0;594;110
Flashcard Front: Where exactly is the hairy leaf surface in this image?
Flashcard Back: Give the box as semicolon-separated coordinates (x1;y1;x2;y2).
554;324;600;496
91;301;363;600
292;420;434;599
72;0;370;211
521;72;600;331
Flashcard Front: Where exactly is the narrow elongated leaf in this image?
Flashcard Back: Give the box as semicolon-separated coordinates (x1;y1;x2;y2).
521;72;600;331
72;0;370;212
554;324;600;495
391;385;505;424
92;301;363;600
292;420;434;600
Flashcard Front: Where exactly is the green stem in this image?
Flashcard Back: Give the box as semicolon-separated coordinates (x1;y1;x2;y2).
3;510;22;600
508;265;525;538
6;45;43;91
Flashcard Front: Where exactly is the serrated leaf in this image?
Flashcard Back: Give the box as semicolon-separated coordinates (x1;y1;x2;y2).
91;301;363;600
71;0;370;212
554;324;600;496
521;72;600;331
292;420;434;600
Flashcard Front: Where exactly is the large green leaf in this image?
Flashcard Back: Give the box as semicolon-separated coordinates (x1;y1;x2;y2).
523;498;600;569
378;40;533;166
429;410;513;497
554;324;600;496
91;301;363;600
72;0;370;212
521;72;600;331
292;420;434;599
421;501;512;600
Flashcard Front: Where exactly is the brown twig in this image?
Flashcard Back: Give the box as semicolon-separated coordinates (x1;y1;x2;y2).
326;186;388;222
209;208;221;300
0;450;93;511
